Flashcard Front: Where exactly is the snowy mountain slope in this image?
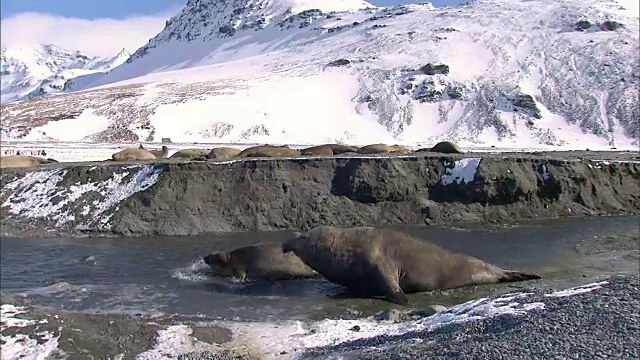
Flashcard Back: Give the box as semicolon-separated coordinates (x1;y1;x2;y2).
0;45;130;103
1;0;638;149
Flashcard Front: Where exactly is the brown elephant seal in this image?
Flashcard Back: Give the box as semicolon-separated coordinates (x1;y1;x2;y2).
418;141;463;154
283;226;541;305
237;145;301;158
0;155;58;169
169;148;211;160
356;144;411;154
301;144;358;156
112;148;157;161
206;147;242;160
139;144;169;158
203;242;319;281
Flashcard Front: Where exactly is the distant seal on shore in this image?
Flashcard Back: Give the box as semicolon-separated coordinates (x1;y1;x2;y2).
301;144;358;156
283;226;541;305
203;242;319;281
356;144;411;154
237;145;301;158
0;155;58;169
206;147;242;160
418;141;463;154
111;148;157;161
139;144;169;158
169;148;211;160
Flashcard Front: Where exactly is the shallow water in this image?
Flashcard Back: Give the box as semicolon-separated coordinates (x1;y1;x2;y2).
1;216;638;322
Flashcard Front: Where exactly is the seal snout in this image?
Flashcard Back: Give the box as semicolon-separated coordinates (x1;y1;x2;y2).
203;254;213;265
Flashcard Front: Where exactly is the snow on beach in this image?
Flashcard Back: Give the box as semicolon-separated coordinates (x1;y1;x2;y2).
0;280;616;360
0;305;62;360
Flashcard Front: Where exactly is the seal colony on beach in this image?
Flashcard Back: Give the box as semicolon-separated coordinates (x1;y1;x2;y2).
282;226;541;304
0;140;468;169
0;155;58;169
106;141;466;164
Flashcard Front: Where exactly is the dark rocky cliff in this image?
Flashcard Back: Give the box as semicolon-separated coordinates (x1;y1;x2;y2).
1;151;639;237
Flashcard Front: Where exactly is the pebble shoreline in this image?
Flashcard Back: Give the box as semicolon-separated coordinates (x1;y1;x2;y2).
298;275;640;360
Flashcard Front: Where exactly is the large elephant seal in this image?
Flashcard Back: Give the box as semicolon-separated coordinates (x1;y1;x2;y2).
283;226;541;305
203;242;319;281
356;144;411;155
206;147;242;160
0;155;58;169
139;144;169;158
301;144;358;156
112;148;157;161
417;141;463;154
169;148;211;160
237;145;301;158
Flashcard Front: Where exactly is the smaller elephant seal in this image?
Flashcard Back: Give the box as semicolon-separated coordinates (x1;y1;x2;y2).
139;144;169;158
237;145;301;158
169;148;211;160
112;148;157;161
283;226;541;305
203;242;319;281
417;141;463;154
301;144;358;156
356;144;411;155
206;147;242;160
0;155;58;169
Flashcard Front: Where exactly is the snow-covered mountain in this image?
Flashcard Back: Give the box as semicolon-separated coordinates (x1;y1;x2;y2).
0;45;130;103
1;0;638;149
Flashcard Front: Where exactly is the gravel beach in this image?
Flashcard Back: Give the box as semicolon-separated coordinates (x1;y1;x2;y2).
302;275;640;360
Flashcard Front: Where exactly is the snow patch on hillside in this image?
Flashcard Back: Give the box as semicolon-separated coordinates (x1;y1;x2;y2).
441;158;482;185
1;45;130;103
1;165;162;229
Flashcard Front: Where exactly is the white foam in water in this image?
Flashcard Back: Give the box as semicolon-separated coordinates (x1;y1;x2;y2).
1;304;63;360
544;280;609;298
19;282;173;318
171;259;214;282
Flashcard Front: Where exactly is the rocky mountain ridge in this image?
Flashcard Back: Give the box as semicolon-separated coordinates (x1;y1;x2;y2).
0;44;130;103
1;0;638;149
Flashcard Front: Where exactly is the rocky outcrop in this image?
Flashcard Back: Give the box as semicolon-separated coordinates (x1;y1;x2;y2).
1;152;639;237
419;63;450;76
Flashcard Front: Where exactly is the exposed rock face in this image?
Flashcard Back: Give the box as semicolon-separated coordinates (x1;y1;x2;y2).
1;152;638;237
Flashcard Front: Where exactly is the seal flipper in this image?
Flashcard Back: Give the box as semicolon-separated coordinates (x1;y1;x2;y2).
500;271;542;283
368;260;409;305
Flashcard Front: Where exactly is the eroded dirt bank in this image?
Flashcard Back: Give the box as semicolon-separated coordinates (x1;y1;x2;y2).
1;150;639;237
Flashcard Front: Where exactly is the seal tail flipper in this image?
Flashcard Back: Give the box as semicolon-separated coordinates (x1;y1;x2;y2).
500;271;542;283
